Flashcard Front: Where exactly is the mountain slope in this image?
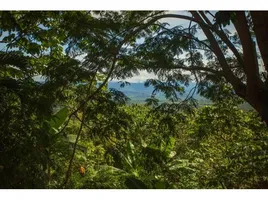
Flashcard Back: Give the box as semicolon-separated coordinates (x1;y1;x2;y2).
108;81;208;103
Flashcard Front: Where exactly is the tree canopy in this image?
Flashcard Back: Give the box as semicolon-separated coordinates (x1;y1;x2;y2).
1;11;268;189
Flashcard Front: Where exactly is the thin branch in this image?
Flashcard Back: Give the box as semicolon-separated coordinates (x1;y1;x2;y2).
61;109;85;188
199;11;213;26
206;11;216;19
170;65;223;76
153;23;214;52
74;113;92;131
56;70;98;137
184;72;199;102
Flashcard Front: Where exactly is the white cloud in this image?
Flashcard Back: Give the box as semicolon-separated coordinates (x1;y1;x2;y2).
116;70;157;83
33;75;46;82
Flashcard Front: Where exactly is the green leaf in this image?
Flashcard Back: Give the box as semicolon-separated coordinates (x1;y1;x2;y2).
125;177;148;189
48;107;69;130
67;134;77;143
154;181;166;189
127;141;135;159
165;136;175;156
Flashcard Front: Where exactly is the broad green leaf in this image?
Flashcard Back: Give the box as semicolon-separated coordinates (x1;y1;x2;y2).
48;107;69;130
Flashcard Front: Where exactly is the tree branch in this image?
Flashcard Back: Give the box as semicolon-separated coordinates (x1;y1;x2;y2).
153;23;214;52
233;12;261;92
199;11;245;70
190;11;243;90
198;11;213;26
176;65;223;75
61;109;85;188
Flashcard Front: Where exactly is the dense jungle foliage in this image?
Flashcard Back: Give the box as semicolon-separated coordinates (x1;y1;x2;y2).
1;11;268;189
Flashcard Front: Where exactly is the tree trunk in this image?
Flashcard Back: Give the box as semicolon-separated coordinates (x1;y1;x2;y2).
249;12;268;124
246;88;268;124
232;77;268;125
251;12;268;73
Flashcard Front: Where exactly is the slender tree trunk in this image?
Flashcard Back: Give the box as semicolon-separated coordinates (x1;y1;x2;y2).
47;148;51;188
61;112;85;188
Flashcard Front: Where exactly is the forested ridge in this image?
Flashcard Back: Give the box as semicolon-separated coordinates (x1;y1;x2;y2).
1;11;268;189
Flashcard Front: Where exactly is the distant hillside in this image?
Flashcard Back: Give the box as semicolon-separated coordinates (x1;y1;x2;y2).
108;82;255;109
108;81;209;104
